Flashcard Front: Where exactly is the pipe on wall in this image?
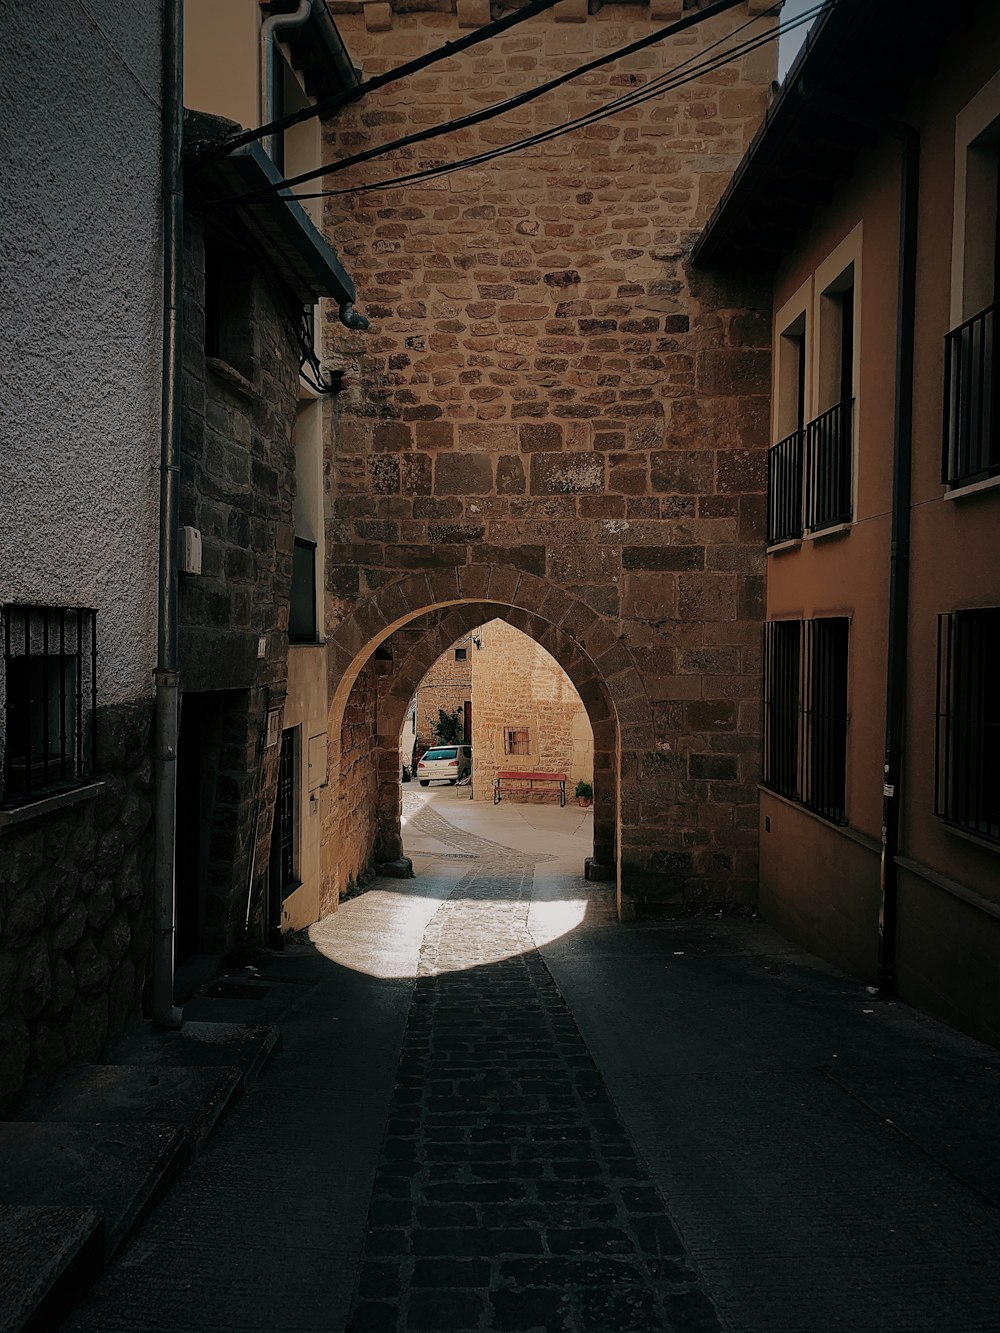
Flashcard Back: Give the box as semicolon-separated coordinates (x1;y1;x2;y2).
152;0;185;1029
260;0;312;164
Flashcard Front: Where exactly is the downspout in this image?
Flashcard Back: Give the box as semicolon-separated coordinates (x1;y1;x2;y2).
260;0;312;164
878;126;920;994
152;0;184;1028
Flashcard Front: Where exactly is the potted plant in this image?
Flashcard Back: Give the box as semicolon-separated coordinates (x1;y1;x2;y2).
575;780;593;808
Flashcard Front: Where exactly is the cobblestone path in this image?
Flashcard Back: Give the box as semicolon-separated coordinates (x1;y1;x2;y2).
348;799;720;1333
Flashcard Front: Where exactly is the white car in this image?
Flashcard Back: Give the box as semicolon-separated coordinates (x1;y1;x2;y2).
417;745;472;786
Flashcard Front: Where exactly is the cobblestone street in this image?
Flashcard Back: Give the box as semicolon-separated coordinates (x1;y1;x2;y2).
348;797;718;1332
66;791;1000;1333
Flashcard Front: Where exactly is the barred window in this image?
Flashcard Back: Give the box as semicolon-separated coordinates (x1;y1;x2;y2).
504;727;530;757
763;618;849;823
2;605;97;806
935;608;1000;842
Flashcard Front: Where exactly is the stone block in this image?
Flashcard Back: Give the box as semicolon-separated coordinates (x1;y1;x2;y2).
434;453;493;496
364;1;392;31
649;0;683;19
530;454;604;495
554;0;587;20
456;0;490;26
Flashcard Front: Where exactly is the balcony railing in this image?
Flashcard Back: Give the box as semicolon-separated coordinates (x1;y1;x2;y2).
805;399;853;531
943;302;1000;487
767;398;853;546
767;428;803;545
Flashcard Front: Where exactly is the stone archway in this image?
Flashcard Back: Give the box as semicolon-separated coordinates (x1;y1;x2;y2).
375;601;618;873
321;565;646;912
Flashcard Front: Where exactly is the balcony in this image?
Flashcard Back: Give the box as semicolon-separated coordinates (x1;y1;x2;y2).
767;398;853;546
943;303;1000;488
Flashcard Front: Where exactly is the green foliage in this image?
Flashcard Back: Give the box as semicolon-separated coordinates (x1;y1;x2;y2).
431;706;463;745
575;780;593;801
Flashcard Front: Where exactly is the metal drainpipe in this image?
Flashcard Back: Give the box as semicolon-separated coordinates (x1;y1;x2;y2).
260;0;312;163
152;0;184;1029
878;126;920;994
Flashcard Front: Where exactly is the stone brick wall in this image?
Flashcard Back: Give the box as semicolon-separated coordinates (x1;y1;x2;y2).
323;661;380;913
179;217;302;952
321;0;773;914
472;619;593;803
413;634;473;749
0;703;153;1110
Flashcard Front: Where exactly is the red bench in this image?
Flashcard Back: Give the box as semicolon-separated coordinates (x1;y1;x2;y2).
493;770;567;807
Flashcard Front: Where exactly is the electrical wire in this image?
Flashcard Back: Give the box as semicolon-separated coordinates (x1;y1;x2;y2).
298;1;818;202
237;2;824;206
210;0;753;208
205;0;569;163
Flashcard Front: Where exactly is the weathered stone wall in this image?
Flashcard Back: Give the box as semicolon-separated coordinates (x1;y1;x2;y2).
179;217;302;952
472;619;593;803
0;703;153;1110
324;661;380;912
322;1;773;914
413;634;473;748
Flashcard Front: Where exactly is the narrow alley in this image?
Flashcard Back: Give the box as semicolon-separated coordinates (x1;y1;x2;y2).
64;793;1000;1333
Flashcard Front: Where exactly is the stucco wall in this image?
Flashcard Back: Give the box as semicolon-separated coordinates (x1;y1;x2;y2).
2;0;161;706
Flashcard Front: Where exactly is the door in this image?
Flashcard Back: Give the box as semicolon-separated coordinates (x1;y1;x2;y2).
268;727;298;943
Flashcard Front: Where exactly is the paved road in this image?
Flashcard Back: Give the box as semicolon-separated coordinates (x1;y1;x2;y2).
67;791;1000;1332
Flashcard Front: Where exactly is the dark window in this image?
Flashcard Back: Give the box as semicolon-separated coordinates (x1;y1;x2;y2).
763;618;849;823
504;727;530;757
204;238;254;378
455;648;467;661
272;728;298;901
935;608;1000;843
289;538;317;643
804;399;853;532
2;605;97;806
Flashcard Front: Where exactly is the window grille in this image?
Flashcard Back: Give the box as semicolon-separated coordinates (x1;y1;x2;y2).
504;727;530;757
274;728;298;900
943;303;1000;488
2;605;97;806
768;401;853;544
767;428;804;545
762;617;849;823
935;608;1000;843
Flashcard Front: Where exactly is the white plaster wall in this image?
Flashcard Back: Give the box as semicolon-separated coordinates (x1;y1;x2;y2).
0;0;162;706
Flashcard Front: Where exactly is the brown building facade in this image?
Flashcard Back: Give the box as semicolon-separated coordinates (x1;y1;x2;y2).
696;0;1000;1044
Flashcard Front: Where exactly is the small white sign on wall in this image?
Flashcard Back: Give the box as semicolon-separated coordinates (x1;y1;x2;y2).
265;708;282;749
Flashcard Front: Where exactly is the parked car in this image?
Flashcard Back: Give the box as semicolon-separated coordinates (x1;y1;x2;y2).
417;745;472;786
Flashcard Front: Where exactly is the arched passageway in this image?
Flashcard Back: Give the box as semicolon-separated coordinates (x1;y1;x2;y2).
320;566;638;912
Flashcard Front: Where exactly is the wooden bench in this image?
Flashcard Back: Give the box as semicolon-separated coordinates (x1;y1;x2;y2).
493;770;567;807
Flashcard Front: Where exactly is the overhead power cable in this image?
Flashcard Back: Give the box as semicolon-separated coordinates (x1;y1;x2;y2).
211;0;751;208
241;2;823;205
204;0;568;163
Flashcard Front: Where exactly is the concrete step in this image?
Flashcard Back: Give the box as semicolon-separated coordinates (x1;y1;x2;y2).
0;1205;102;1333
1;1020;280;1332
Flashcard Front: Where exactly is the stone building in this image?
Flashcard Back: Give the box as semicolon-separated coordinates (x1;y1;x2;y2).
412;632;473;752
694;0;1000;1044
0;6;163;1104
471;620;594;804
318;0;776;915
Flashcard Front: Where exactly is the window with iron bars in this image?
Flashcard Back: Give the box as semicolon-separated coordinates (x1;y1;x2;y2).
1;605;97;807
504;727;530;757
763;618;849;823
935;608;1000;843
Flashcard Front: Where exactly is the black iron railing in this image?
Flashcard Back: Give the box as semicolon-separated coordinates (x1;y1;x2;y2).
805;399;853;531
943;303;1000;487
2;605;97;806
768;399;854;545
767;428;804;545
935;608;1000;843
763;617;849;824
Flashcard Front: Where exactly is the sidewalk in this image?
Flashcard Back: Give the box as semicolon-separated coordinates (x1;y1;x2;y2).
25;791;1000;1331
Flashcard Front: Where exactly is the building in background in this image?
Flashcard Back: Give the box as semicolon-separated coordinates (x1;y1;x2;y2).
695;0;999;1044
471;621;593;805
411;633;473;754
